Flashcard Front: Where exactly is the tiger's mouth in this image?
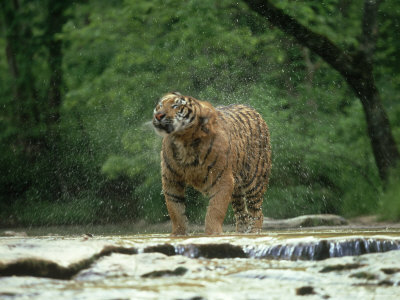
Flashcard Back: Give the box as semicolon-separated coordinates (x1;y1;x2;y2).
152;117;175;136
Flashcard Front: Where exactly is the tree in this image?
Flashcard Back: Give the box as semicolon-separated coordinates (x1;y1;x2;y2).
243;0;399;181
0;0;72;201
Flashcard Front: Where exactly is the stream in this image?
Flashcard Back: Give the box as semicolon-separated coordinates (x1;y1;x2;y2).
1;228;400;299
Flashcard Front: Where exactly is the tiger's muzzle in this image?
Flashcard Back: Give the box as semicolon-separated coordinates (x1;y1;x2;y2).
153;113;174;135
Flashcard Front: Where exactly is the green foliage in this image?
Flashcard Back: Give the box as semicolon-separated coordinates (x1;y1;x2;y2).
1;0;399;226
379;167;400;221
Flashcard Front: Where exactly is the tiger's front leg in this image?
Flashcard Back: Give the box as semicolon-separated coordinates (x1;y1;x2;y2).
163;183;187;235
165;196;187;235
204;174;234;235
161;170;187;235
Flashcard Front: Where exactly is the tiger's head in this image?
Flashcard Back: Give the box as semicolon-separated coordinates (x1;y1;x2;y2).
152;92;198;137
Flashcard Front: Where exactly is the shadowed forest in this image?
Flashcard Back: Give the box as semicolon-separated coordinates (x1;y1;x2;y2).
1;0;399;227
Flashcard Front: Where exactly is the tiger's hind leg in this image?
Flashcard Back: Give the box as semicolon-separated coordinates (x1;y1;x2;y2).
231;193;252;233
245;193;264;233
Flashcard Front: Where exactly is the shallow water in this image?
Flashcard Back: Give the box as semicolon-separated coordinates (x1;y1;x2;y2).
1;228;400;299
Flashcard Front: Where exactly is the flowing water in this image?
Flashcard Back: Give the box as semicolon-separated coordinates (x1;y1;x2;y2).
1;228;400;299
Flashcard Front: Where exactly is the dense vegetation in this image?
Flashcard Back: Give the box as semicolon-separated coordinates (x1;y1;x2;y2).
1;0;399;227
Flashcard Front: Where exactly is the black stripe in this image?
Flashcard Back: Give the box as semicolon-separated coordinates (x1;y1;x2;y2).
202;137;215;163
189;156;199;167
208;190;222;201
206;135;232;191
163;154;180;177
232;193;243;199
201;125;209;134
162;175;185;189
203;155;219;184
165;192;185;203
247;197;261;205
245;179;265;197
231;199;245;211
235;113;249;128
170;142;180;162
246;194;263;201
223;110;244;127
248;207;262;213
236;214;249;221
247;203;263;212
208;168;225;190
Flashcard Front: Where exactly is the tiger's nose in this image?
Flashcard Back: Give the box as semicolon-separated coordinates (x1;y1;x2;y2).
155;112;166;121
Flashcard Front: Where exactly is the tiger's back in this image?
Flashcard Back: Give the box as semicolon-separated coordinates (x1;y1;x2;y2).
153;93;271;235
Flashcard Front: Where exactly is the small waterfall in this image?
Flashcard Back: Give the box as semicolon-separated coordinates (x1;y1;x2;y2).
140;238;400;261
244;238;400;260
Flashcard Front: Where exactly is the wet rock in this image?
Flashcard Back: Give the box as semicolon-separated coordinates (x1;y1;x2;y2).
141;266;188;278
349;272;377;280
378;280;394;286
0;245;137;279
175;243;247;259
0;258;77;279
0;292;18;298
98;245;137;257
381;268;400;275
296;286;315;295
81;233;94;240
143;244;176;256
320;263;365;273
263;214;348;229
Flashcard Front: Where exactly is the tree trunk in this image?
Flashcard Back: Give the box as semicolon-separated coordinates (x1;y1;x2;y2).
347;68;400;181
1;0;41;153
243;0;399;181
46;2;68;125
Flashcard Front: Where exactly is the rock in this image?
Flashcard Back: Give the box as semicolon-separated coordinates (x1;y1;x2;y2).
320;263;365;273
296;286;315;296
263;214;348;229
0;245;137;279
349;272;377;280
141;266;188;278
175;243;247;259
144;244;176;256
0;258;76;279
381;268;400;275
378;280;394;286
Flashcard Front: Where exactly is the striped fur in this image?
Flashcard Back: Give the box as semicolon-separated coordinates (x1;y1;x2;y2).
153;92;271;235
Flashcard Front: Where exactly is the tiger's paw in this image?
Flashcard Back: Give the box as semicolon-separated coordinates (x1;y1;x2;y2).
170;228;187;236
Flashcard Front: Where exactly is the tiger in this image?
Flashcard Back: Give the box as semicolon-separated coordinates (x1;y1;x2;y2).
152;92;271;235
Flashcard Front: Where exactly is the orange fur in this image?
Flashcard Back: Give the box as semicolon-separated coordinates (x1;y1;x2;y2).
153;93;271;235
